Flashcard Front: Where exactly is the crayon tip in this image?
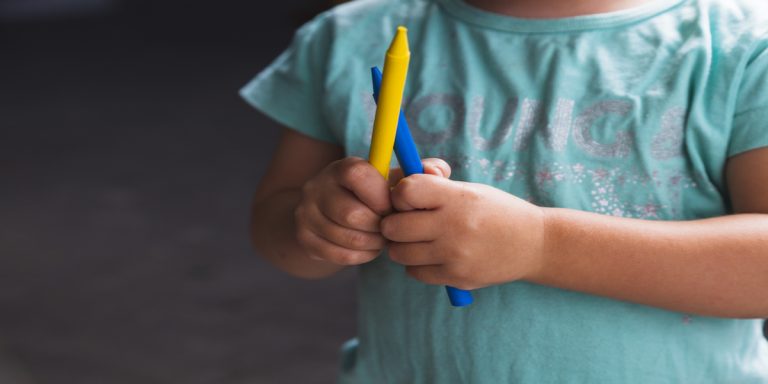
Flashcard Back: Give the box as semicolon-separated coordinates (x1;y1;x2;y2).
371;67;382;99
371;66;382;84
387;26;410;59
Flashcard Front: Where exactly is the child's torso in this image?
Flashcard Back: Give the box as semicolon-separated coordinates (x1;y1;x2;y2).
312;0;768;382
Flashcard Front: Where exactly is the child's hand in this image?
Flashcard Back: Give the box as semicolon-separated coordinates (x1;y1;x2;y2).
381;171;547;290
294;157;450;266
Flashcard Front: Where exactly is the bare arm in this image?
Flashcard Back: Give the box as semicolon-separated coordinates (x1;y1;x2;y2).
533;148;768;318
251;128;346;279
383;148;768;318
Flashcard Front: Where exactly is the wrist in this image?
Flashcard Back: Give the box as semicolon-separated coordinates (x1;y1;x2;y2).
526;206;560;283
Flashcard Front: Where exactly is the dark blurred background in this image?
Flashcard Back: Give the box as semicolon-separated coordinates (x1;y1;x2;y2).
0;0;357;383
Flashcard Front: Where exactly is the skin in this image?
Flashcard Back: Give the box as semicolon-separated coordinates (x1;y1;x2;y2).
382;149;768;318
253;127;768;319
251;128;449;279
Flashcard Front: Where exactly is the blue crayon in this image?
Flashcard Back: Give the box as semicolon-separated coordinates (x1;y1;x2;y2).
371;66;474;307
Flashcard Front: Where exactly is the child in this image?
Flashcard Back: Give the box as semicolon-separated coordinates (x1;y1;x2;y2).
242;0;768;382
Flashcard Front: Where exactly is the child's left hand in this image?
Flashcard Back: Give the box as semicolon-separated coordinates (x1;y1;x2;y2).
381;167;547;290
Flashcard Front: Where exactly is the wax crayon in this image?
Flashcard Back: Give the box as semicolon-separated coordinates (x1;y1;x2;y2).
371;66;474;307
370;67;422;176
368;26;410;179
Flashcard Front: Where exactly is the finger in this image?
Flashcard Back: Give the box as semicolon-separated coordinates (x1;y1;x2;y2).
388;158;451;187
306;204;387;251
296;225;379;266
388;241;442;266
404;265;447;286
380;210;443;242
318;185;382;232
391;174;455;212
335;157;391;215
388;167;405;187
421;158;451;178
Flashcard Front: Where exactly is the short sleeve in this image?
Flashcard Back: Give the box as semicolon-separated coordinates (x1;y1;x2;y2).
728;39;768;157
239;13;338;144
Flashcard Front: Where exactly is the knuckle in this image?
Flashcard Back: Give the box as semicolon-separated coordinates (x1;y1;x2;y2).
340;161;370;186
460;184;482;203
462;215;483;234
454;246;475;262
344;230;369;249
341;207;366;228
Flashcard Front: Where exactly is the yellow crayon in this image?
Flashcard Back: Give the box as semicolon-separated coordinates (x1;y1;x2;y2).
369;26;410;179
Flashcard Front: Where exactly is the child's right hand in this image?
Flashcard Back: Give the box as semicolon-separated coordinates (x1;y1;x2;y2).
295;157;392;266
294;156;451;266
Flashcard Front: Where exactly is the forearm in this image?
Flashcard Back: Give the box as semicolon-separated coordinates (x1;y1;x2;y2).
251;189;345;279
532;209;768;318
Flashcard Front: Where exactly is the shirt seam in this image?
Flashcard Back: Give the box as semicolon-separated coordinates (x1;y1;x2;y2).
436;0;688;35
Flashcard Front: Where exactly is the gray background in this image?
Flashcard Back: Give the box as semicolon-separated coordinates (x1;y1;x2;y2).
1;0;357;383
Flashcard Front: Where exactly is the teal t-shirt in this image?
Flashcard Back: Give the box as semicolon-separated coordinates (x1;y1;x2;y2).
241;0;768;382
